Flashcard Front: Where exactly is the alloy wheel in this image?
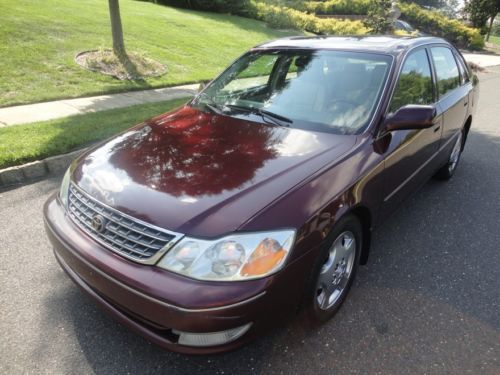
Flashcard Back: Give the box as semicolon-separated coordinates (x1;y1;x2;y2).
316;231;356;310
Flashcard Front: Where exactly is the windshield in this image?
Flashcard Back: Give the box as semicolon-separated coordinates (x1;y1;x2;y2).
192;50;392;134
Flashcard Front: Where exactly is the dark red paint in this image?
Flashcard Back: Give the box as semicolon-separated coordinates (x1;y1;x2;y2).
44;36;478;354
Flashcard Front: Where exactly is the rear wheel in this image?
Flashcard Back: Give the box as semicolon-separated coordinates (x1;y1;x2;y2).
435;131;463;180
303;215;362;324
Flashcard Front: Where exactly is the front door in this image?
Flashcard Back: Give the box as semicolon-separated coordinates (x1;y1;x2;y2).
380;47;442;218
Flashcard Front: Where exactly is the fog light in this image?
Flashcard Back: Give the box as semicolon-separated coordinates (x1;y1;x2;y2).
173;323;252;347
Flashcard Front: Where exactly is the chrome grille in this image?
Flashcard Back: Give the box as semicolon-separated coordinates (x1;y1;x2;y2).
68;183;182;263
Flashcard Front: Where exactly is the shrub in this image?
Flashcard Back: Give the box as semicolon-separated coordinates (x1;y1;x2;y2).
144;0;251;15
399;3;484;49
250;1;369;34
364;0;394;34
300;0;371;15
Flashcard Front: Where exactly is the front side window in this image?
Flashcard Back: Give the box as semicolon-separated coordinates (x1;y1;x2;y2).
223;54;278;92
431;47;460;97
194;50;392;134
389;49;434;113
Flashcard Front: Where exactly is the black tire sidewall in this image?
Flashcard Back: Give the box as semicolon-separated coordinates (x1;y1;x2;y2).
304;215;362;324
435;130;464;180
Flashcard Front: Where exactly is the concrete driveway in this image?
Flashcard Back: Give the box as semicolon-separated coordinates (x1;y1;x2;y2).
1;68;499;374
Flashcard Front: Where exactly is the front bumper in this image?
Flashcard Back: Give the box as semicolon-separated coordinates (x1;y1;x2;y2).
43;193;310;354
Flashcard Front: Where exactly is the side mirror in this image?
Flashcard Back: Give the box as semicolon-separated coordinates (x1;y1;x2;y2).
383;105;437;132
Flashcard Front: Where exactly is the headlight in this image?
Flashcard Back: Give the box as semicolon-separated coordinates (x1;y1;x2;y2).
158;230;295;281
59;167;71;208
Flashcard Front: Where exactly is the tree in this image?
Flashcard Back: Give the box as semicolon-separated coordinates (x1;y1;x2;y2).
464;0;500;39
440;0;461;18
364;0;394;34
108;0;127;61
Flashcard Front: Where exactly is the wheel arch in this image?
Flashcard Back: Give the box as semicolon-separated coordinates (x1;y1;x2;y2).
462;115;472;151
347;205;372;265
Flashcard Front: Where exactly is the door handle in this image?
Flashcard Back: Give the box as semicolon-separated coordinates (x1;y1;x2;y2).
433;126;441;133
464;101;468;107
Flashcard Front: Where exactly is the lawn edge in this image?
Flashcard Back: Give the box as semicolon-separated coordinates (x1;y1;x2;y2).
0;147;87;190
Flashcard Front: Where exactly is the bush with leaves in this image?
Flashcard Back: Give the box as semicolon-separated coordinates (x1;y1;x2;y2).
146;0;251;15
399;2;484;49
363;0;394;33
250;1;369;34
296;0;371;15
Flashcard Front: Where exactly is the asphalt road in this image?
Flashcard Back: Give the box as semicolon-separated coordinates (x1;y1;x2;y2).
1;67;499;375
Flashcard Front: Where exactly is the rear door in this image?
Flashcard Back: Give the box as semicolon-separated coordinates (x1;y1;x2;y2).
379;47;442;217
429;46;468;158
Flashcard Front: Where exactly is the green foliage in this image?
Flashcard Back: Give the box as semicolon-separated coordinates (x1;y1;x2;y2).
464;0;500;33
146;0;251;15
250;1;369;34
364;0;394;33
298;0;371;15
399;2;485;49
400;0;446;8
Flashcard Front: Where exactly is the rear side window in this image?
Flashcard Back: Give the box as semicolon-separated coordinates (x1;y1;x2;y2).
454;52;470;85
389;49;434;113
430;47;460;97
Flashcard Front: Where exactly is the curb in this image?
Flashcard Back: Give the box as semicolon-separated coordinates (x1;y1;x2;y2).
0;148;87;189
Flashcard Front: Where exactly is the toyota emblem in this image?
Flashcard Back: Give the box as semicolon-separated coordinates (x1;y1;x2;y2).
91;214;107;233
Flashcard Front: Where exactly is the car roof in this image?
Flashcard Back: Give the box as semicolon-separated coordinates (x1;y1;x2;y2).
255;36;448;55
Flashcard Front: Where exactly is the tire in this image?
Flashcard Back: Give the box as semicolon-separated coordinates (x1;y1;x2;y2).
302;215;362;325
435;130;463;180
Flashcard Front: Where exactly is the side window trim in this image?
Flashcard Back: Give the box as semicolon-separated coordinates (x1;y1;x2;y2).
454;51;470;85
386;45;434;114
428;45;462;101
424;47;438;104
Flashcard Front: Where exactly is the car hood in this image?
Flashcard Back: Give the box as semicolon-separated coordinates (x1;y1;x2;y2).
73;106;356;237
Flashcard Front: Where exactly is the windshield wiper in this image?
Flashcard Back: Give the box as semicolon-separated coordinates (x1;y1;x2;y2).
259;108;293;125
195;93;224;115
225;104;293;127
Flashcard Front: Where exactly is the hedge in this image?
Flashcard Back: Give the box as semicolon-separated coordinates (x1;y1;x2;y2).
399;3;484;49
300;0;371;15
142;0;484;50
250;2;369;35
143;0;251;15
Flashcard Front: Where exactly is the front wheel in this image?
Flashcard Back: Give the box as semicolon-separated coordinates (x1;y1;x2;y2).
435;131;463;180
303;215;362;324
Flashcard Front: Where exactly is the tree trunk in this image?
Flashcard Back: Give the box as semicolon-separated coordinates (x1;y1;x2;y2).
108;0;127;59
485;15;495;41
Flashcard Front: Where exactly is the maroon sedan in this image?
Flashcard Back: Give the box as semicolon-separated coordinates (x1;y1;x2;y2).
44;36;477;354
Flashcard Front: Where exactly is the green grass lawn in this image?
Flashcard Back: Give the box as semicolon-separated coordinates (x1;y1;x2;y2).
0;98;188;169
0;0;295;107
489;35;500;46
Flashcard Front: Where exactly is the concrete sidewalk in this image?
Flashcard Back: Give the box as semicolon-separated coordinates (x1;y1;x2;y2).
462;52;500;69
0;84;198;127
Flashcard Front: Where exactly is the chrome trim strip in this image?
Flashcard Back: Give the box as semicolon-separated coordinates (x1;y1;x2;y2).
384;130;460;202
68;183;185;265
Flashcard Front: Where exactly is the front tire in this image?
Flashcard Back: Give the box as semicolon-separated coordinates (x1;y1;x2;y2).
303;215;362;324
435;131;463;180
